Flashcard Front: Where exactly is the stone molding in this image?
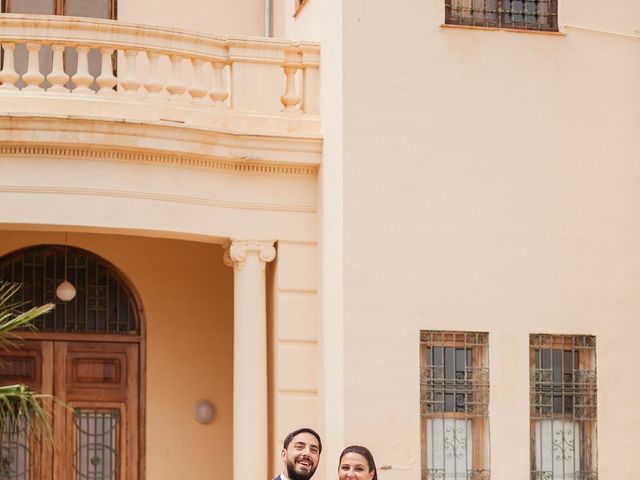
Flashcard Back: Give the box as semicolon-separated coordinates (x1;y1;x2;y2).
0;185;316;214
0;144;318;177
223;240;277;271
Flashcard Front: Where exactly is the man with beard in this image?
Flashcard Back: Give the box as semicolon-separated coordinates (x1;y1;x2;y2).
275;427;322;480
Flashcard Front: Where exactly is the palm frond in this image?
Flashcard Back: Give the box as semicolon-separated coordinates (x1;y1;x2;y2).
0;384;51;439
0;281;56;440
0;303;54;349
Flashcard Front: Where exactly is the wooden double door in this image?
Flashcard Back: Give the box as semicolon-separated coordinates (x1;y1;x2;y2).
0;338;140;480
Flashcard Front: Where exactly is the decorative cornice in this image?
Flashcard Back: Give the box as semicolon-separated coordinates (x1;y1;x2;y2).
223;240;277;271
0;144;318;177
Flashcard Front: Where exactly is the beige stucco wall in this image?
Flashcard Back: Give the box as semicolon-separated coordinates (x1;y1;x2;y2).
272;0;322;41
0;230;234;479
341;2;640;480
118;0;264;36
316;3;344;480
270;241;322;474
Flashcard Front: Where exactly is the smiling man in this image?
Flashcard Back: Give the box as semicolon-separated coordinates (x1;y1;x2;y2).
276;427;322;480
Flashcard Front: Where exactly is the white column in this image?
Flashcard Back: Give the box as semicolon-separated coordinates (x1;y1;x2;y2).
223;239;276;480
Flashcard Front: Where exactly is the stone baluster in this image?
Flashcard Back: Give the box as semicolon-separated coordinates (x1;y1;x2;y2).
0;43;19;90
47;44;69;93
22;43;44;92
209;62;228;110
72;46;94;94
280;48;302;113
166;55;186;100
121;49;141;95
280;65;301;112
188;58;207;104
300;45;320;115
144;51;163;98
96;47;117;96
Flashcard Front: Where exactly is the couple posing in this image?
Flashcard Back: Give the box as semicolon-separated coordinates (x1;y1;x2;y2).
275;427;377;480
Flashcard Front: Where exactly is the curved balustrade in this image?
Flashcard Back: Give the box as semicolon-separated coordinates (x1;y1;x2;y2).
0;14;320;135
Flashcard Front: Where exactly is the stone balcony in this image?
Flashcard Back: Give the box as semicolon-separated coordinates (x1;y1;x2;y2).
0;14;321;169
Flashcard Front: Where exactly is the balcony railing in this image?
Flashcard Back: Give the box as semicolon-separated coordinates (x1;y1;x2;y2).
0;14;320;135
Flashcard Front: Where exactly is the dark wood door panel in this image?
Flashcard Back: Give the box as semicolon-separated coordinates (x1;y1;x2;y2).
58;341;133;401
0;340;43;390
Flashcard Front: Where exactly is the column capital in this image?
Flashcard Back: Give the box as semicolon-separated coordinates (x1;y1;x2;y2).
223;240;276;270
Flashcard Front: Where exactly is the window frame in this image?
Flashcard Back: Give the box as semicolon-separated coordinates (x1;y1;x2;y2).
444;0;558;32
1;0;117;19
529;334;598;480
420;330;490;480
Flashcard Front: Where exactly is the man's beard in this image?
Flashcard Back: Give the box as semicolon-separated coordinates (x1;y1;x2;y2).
286;458;317;480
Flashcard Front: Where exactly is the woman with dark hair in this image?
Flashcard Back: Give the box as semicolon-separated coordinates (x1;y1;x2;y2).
338;445;378;480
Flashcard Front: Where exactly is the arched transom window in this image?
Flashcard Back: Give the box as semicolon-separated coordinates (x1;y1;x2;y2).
0;244;140;334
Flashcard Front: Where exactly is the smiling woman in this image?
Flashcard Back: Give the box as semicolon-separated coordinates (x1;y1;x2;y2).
338;446;378;480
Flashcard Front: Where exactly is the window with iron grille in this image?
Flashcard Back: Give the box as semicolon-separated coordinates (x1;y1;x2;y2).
530;334;597;480
0;245;140;335
420;331;490;480
445;0;558;32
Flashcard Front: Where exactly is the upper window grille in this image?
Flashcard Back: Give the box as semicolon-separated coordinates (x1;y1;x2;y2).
529;334;597;480
420;331;490;480
445;0;558;32
0;245;140;335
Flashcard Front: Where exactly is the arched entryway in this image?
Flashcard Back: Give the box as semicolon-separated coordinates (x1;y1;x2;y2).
0;244;144;480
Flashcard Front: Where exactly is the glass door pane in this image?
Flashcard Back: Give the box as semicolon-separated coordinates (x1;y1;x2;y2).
8;0;54;14
426;418;473;479
73;409;120;480
0;416;31;480
64;0;112;18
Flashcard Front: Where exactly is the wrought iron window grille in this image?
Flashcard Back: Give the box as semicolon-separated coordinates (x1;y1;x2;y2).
529;334;597;480
420;331;490;480
445;0;559;32
74;409;120;480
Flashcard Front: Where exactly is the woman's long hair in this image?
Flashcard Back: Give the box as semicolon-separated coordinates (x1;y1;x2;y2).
338;445;378;480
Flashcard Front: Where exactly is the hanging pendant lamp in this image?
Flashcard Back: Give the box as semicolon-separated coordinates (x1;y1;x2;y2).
56;233;77;302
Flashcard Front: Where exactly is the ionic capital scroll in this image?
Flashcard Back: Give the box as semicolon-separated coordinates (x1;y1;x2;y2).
223;240;276;271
